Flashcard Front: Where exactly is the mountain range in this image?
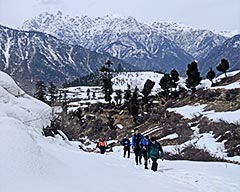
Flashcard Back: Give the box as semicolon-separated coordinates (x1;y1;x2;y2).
0;24;132;92
0;12;239;92
200;34;240;75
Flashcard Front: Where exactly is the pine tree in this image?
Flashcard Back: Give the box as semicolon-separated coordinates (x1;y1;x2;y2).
75;107;83;123
107;116;115;129
34;81;46;102
87;88;90;99
48;82;58;106
159;73;172;100
206;67;216;84
124;84;132;105
216;58;229;78
62;88;68;112
117;63;124;73
170;68;180;89
128;86;139;123
100;60;113;104
142;79;155;103
186;61;202;92
114;89;123;108
62;79;68;88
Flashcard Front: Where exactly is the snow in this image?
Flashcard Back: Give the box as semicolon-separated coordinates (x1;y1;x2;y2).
112;71;163;93
1;71;240;192
168;104;240;124
167;104;207;119
216;70;240;81
211;81;240;90
116;124;124;129
2;35;11;69
205;109;240;124
160;133;179;141
163;126;227;159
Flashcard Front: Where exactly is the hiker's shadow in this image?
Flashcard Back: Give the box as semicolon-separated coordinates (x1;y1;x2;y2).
158;167;174;172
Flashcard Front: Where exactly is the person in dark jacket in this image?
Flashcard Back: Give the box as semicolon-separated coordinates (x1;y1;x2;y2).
96;137;107;154
132;128;143;165
149;137;164;171
120;137;131;158
140;135;150;169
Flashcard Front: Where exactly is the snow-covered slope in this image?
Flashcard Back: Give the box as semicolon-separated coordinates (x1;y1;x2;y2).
21;11;235;66
151;21;228;59
1;71;240;192
21;12;194;72
199;35;240;75
0;24;132;92
112;71;163;92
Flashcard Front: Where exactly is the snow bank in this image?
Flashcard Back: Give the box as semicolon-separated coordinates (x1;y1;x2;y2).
167;104;207;119
160;133;179;140
167;104;240;124
112;71;163;93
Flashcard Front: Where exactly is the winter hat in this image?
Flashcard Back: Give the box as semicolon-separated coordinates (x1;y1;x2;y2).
151;137;156;142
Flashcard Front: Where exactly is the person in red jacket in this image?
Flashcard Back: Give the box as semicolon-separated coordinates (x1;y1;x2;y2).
97;137;107;154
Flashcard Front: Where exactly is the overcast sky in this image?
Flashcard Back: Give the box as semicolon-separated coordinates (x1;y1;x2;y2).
0;0;239;31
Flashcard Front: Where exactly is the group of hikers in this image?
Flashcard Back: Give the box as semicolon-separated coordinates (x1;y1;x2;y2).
96;128;164;172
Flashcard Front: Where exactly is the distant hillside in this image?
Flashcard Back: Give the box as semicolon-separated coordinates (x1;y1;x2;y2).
0;24;133;92
199;35;240;75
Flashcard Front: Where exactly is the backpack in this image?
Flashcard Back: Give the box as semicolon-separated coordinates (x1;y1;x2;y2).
98;139;107;147
150;142;160;159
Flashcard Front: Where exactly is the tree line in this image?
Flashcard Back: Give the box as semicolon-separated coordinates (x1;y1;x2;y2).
34;58;230;123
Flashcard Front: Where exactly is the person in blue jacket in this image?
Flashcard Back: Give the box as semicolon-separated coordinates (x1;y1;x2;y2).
132;128;143;165
149;136;164;171
120;137;131;158
140;135;151;169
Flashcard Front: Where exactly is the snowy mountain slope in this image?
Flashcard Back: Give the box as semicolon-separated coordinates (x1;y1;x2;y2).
112;71;164;92
21;12;193;73
199;34;240;75
151;22;228;59
1;70;240;192
21;12;235;68
0;24;133;92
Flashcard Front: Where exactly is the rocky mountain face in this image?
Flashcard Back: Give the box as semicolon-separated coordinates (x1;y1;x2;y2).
21;12;198;73
151;22;228;60
0;25;133;92
199;35;240;75
21;12;236;73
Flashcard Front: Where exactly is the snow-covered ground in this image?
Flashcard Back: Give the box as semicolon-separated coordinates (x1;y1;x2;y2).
112;71;163;92
167;104;240;124
1;71;240;192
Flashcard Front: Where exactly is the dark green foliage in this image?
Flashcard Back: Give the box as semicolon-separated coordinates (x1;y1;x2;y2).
206;67;216;84
107;116;115;129
87;88;90;99
142;79;155;103
114;89;123;108
62;88;68;112
34;81;46;102
159;73;172;99
216;59;230;78
48;82;58;106
128;86;139;123
117;63;124;72
62;79;68;88
186;61;202;92
124;84;132;104
100;60;113;104
74;107;83;123
170;68;180;89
